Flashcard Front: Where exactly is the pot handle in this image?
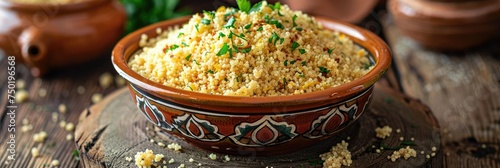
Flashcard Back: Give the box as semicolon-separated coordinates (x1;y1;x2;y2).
18;26;48;77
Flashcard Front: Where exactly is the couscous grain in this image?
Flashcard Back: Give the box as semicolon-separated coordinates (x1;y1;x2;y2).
128;1;372;96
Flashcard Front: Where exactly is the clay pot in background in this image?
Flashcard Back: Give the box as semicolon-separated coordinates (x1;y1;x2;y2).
283;0;379;23
0;0;126;77
389;0;500;51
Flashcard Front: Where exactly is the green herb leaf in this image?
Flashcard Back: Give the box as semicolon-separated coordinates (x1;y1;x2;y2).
284;60;288;66
298;72;305;77
249;1;263;13
269;2;281;11
188;86;193;91
219;32;226;38
236;0;251;13
292;14;298;27
269;20;284;29
290;60;296;64
178;32;184;37
73;149;79;157
328;48;335;55
240;47;251;53
319;66;330;74
169;44;179;51
363;63;371;70
185;54;191;61
207;69;214;74
244;23;252;29
299;48;306;54
217;43;229;56
269;32;280;46
201;19;211;25
193;59;201;65
296;27;303;31
279;38;284;44
195;24;199;32
223;17;236;28
302;61;306;66
203;10;215;19
182;42;188;47
283;77;287;89
257;27;263;31
291;41;300;52
229;31;247;41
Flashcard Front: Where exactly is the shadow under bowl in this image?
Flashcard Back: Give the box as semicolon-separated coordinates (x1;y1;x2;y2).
112;16;391;155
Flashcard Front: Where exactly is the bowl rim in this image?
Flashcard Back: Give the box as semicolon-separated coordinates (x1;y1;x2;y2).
112;15;391;105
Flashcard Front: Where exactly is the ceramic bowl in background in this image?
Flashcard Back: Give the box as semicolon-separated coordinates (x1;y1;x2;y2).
112;16;391;155
0;0;126;76
389;0;500;50
283;0;379;23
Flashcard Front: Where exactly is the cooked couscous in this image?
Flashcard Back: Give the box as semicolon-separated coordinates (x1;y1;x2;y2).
128;1;372;96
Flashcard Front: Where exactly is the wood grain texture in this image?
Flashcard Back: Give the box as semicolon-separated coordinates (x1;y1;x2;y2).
384;20;500;167
75;85;442;168
0;56;121;168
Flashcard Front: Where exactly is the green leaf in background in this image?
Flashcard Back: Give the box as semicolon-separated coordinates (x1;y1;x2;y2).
119;0;191;34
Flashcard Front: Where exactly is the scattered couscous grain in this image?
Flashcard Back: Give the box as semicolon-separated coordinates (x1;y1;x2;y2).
224;155;231;162
22;119;29;125
396;129;401;133
154;154;164;162
167;143;182;151
388;146;417;162
410;137;414;141
91;93;103;103
209;153;217;160
158;142;165;147
399;137;404;141
51;159;60;166
31;147;40;157
128;1;372;97
125;157;133;162
59;121;67;128
65;122;75;132
33;131;48;142
376;149;381;153
189;158;194;163
66;134;73;141
375;126;392;139
52;112;59;122
168;158;175;164
420;151;425;155
134;149;155;168
17;79;26;89
178;163;185;168
15;90;29;103
431;152;436;157
58;104;67;113
99;72;114;89
320;140;352;168
431;146;437;152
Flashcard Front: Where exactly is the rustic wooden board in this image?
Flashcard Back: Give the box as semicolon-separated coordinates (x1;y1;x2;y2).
75;85;442;168
383;20;500;167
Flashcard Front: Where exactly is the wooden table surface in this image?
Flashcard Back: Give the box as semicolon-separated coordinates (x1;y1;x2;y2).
1;13;499;168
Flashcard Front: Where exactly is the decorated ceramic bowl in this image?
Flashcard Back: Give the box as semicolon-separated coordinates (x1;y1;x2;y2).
0;0;126;76
112;16;391;155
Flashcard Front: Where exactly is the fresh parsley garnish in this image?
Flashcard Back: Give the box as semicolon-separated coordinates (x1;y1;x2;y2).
291;41;300;52
257;27;263;31
328;48;335;55
201;19;211;25
290;60;296;64
298;48;306;54
292;14;298;27
178;32;184;37
283;77;287;89
296;27;303;31
284;60;288;66
237;0;263;13
229;31;247;41
240;47;251;53
207;70;214;74
219;32;226;38
185;54;191;61
182;42;188;47
301;61;306;66
169;44;179;51
203;10;215;19
194;24;199;32
223;17;236;28
319;67;330;74
244;23;252;29
217;43;229;56
269;32;280;45
268;2;281;11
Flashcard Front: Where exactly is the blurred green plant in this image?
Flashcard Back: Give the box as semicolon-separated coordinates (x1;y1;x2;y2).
119;0;191;34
